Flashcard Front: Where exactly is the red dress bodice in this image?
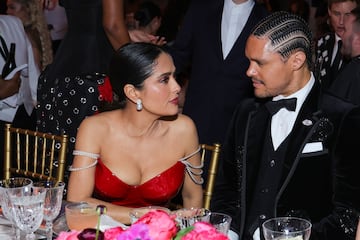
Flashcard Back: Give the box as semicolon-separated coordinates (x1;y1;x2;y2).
93;159;185;207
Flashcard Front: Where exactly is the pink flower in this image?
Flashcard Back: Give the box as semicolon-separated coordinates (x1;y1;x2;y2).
135;210;177;240
116;223;152;240
55;209;229;240
104;227;125;240
180;222;228;240
56;230;81;240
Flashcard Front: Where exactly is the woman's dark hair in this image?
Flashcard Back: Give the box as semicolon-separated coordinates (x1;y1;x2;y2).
134;1;161;27
106;42;168;110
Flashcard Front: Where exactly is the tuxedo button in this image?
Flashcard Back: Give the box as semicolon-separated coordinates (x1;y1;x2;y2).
270;160;275;167
259;214;266;220
261;188;269;193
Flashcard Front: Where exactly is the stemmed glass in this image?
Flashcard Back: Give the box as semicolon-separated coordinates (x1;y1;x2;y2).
173;208;211;229
7;186;46;240
0;177;33;239
262;217;312;240
33;181;65;240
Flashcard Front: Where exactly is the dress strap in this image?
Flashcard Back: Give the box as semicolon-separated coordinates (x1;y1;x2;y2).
68;150;99;171
180;146;204;185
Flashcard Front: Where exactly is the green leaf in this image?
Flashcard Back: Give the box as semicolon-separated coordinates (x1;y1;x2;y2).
173;226;194;240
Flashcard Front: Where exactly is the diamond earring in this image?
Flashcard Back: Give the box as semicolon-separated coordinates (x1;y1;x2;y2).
136;99;143;111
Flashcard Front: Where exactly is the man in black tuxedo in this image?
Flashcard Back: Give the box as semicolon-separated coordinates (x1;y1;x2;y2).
330;6;360;104
168;0;268;146
211;11;360;240
314;0;359;91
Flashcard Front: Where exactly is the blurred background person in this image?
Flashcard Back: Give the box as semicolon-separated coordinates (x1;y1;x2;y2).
43;0;68;54
6;0;53;71
134;1;162;36
313;0;359;91
288;0;310;22
329;5;360;104
0;15;40;179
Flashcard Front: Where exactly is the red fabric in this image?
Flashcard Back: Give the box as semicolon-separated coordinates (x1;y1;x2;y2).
93;160;185;207
97;76;113;103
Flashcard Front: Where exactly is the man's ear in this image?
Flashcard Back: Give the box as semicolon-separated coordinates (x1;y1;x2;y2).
291;51;306;70
123;84;138;103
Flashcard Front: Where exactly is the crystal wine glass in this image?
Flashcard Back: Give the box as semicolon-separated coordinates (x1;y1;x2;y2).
262;217;312;240
33;181;65;240
7;186;46;240
0;177;33;239
173;208;211;229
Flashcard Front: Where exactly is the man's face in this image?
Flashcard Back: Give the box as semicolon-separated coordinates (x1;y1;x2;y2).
341;14;357;58
328;1;357;37
245;36;298;98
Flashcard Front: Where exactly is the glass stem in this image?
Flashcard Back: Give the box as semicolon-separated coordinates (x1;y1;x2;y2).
14;225;20;240
46;220;53;240
25;232;36;240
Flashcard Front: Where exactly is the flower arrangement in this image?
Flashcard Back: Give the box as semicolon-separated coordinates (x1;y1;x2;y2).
56;208;229;240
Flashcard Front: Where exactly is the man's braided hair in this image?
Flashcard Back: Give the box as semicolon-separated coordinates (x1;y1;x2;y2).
251;11;313;67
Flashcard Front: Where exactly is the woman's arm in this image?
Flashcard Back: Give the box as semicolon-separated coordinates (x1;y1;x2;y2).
179;115;203;209
102;0;166;49
102;0;130;51
66;117;135;224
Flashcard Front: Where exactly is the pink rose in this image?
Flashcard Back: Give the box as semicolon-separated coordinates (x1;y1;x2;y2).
55;230;80;240
136;210;178;240
104;226;125;240
181;222;229;240
116;223;152;240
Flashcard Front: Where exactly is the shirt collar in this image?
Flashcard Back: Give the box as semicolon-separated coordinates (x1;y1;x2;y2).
273;72;315;113
224;0;254;11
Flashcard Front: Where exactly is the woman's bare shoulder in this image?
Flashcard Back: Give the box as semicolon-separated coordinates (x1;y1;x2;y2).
78;111;118;132
175;113;196;127
167;114;197;138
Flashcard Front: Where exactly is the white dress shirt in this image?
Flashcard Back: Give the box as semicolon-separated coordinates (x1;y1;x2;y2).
271;74;315;150
0;15;40;122
331;34;342;65
221;0;254;59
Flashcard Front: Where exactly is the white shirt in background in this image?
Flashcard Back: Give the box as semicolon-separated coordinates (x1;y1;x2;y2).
221;0;254;59
0;15;40;122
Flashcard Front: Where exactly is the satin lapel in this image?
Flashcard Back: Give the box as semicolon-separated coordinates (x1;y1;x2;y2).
214;0;225;61
245;105;271;193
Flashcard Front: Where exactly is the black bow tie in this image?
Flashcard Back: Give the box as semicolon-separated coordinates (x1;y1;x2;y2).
265;98;297;115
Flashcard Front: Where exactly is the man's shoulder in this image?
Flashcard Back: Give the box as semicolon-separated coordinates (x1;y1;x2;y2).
320;91;356;115
234;97;267;115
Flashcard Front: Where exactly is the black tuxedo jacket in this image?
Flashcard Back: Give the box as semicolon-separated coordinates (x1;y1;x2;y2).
211;82;360;239
168;0;268;145
329;56;360;105
314;32;347;91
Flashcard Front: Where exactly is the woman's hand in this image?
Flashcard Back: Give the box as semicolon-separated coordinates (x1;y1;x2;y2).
129;29;167;46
